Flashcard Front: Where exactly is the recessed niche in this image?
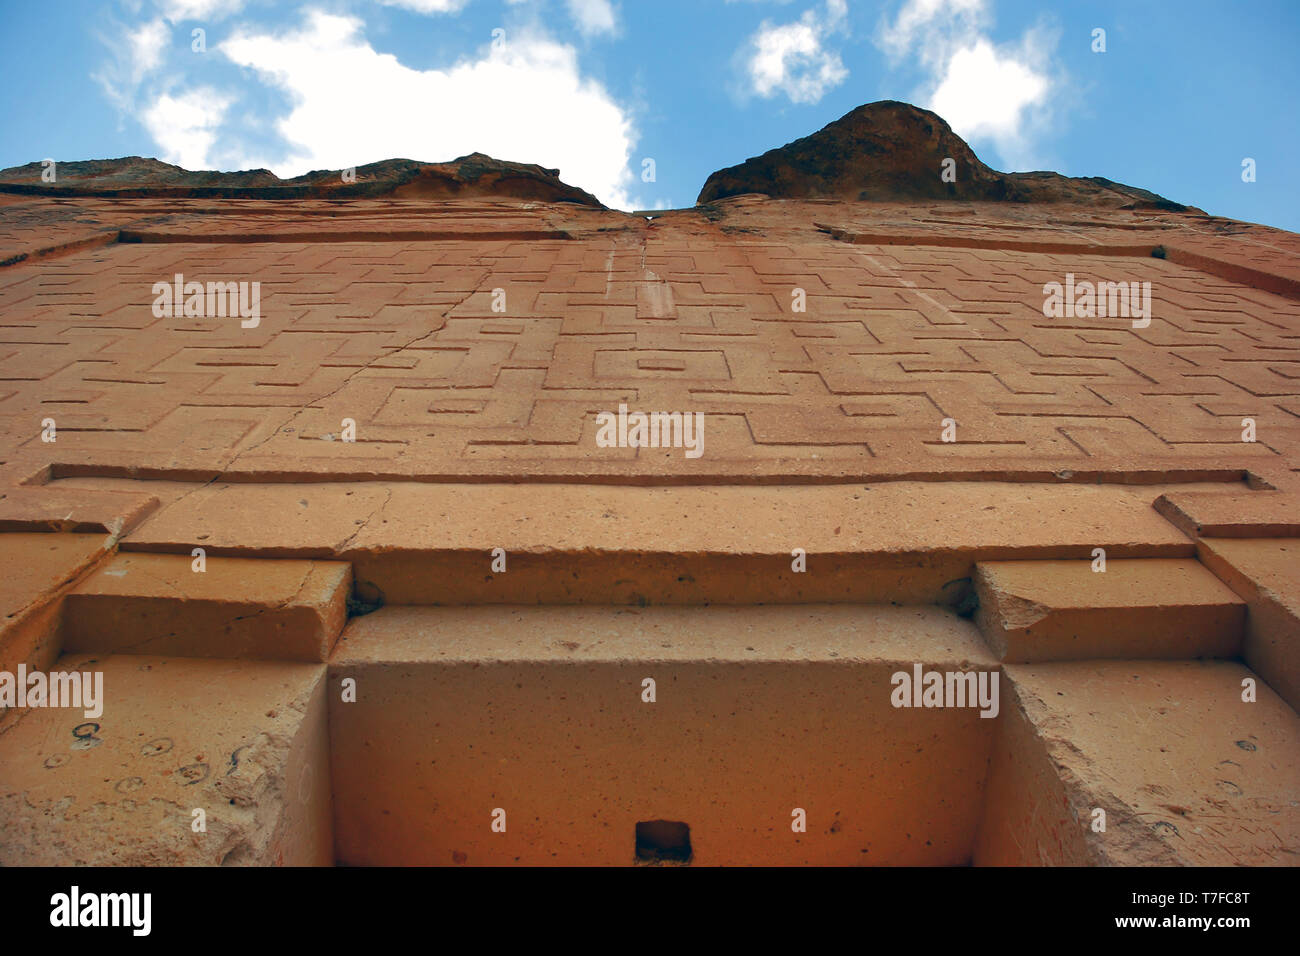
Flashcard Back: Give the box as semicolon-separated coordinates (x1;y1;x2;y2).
635;820;692;864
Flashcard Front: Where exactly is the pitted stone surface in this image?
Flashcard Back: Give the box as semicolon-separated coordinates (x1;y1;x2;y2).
976;660;1300;867
0;653;331;866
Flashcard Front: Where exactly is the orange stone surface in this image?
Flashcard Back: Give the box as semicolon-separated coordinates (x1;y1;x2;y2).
329;604;996;866
0;653;330;865
61;552;351;661
1196;538;1300;711
974;558;1244;663
976;660;1300;866
0;193;1297;488
0;104;1296;867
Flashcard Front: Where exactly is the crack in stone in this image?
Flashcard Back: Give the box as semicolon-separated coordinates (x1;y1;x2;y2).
334;487;393;555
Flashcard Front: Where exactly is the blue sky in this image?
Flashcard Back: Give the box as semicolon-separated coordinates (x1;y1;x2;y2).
1;0;1297;229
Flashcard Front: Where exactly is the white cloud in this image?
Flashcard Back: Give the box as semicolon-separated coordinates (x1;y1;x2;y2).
376;0;472;14
95;16;170;111
875;0;1057;167
218;11;637;207
159;0;245;22
741;0;849;104
930;39;1045;142
566;0;617;37
140;88;231;170
877;0;984;67
128;19;170;79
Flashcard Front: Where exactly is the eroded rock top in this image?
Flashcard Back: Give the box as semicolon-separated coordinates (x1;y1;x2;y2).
0;152;604;207
697;100;1190;210
3;100;1194;214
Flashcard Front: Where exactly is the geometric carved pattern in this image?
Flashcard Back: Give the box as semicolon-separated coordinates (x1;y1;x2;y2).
0;196;1298;485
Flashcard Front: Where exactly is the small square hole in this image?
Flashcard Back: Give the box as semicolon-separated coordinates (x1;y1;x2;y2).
635;820;692;864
